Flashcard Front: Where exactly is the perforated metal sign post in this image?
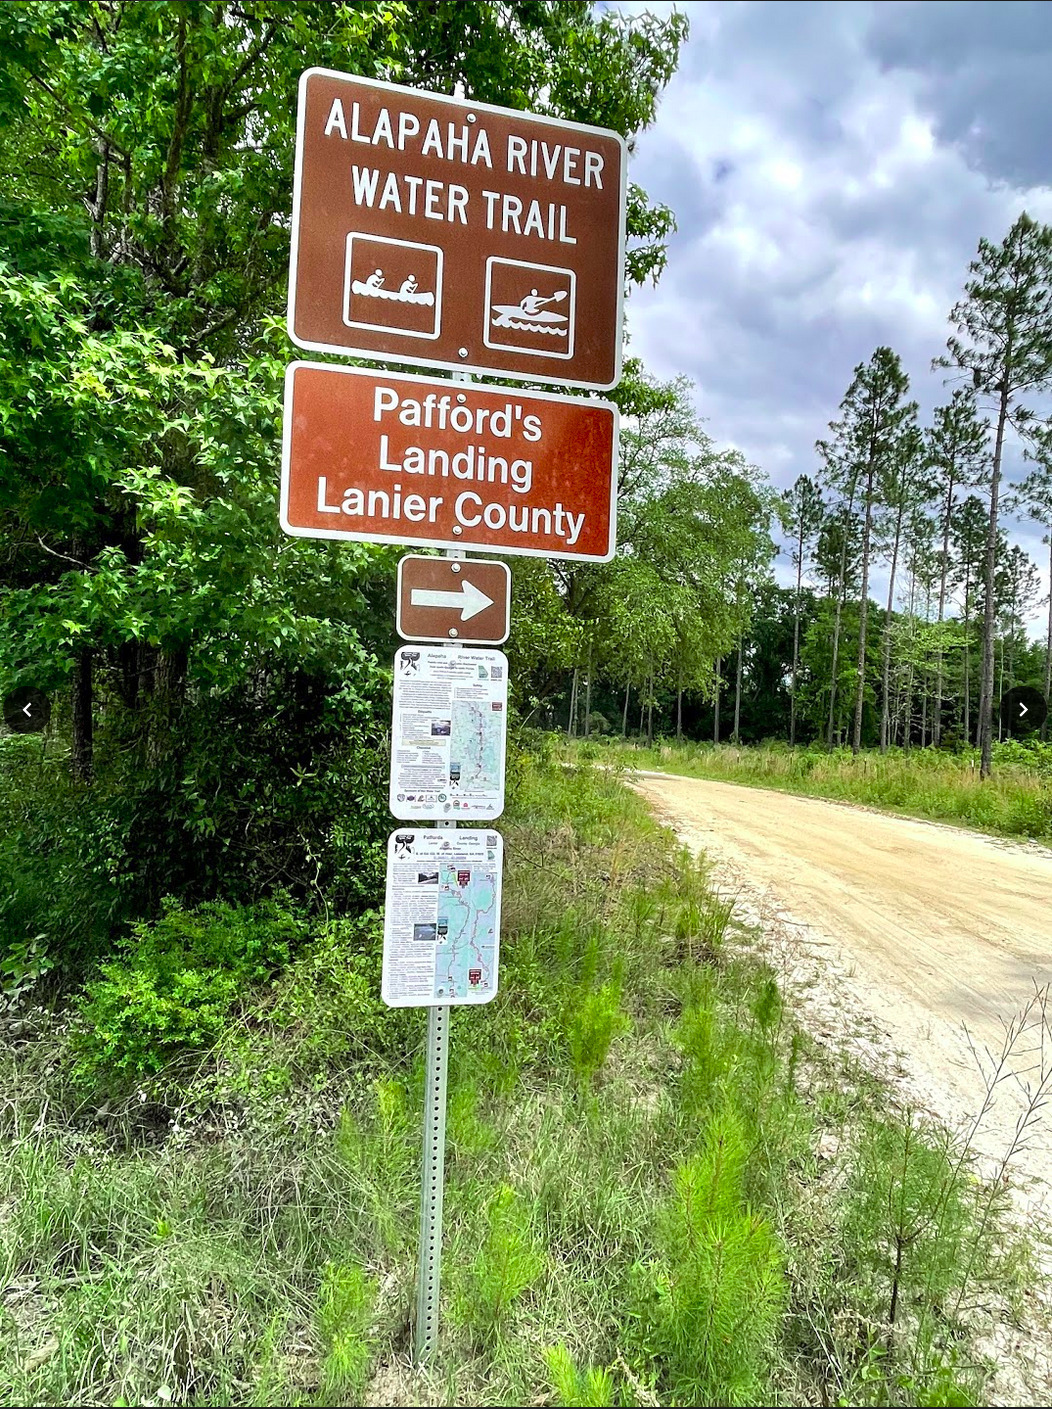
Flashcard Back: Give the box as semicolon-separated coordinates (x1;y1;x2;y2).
383;819;505;1359
288;69;627;389
416;1000;448;1362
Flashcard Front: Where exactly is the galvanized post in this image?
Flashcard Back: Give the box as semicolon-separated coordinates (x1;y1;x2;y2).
413;437;468;1364
414;997;450;1363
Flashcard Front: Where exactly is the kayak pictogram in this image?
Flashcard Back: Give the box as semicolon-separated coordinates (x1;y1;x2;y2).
490;288;569;335
484;257;576;360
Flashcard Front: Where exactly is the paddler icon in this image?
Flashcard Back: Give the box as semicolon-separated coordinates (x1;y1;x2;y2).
484;258;576;360
490;288;569;335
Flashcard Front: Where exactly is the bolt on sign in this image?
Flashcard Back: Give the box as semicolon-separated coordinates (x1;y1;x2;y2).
288;68;626;389
397;555;511;645
281;362;617;561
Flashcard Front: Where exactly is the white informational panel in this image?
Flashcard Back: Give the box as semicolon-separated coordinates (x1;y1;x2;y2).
390;645;508;820
382;828;503;1007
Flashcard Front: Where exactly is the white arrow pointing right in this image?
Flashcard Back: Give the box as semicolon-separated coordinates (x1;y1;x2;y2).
410;578;494;621
1020;702;1029;717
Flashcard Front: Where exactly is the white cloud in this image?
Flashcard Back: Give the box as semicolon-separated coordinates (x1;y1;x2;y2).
615;0;1052;630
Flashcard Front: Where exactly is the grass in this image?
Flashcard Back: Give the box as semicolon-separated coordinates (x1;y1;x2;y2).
568;735;1052;843
0;746;1039;1405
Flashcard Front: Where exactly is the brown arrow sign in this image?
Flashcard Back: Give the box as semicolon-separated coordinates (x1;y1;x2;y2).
397;555;510;644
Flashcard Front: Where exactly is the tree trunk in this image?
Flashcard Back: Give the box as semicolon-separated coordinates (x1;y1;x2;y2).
827;588;845;750
963;562;972;745
71;647;94;783
713;658;721;744
880;495;906;753
934;470;956;746
1044;535;1052;741
790;520;804;746
852;466;876;754
676;661;683;741
622;681;630;738
646;665;655;746
827;483;858;750
567;666;578;739
583;641;592;737
732;637;743;744
979;379;1011;779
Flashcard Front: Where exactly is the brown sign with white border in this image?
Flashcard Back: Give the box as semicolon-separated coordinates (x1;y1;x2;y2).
280;362;617;561
397;556;510;645
288;69;626;389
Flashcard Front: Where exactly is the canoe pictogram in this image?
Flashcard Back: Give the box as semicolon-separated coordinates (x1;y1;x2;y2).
350;269;436;306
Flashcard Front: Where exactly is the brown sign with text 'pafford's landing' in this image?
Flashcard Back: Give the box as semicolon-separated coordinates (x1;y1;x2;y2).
288;69;626;389
280;362;617;562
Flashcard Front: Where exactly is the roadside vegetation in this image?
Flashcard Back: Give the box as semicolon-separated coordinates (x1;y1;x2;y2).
566;737;1052;843
0;753;1035;1406
3;5;1052;1406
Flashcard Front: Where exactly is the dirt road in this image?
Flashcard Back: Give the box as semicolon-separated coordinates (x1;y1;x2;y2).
632;770;1052;1210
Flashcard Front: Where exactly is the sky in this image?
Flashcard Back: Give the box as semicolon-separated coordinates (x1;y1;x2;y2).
614;0;1052;627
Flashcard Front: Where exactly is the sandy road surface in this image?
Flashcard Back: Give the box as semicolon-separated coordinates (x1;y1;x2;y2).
632;770;1052;1212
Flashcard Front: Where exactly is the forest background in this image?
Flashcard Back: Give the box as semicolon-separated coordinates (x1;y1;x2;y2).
1;0;1051;968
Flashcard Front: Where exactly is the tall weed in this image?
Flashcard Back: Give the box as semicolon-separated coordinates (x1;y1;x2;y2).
316;1262;376;1404
543;1343;614;1407
566;981;631;1089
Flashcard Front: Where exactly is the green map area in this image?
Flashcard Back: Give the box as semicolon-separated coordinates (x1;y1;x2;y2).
451;702;501;791
435;862;499;999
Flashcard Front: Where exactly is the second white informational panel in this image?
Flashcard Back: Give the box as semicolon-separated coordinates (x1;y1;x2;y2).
382;828;503;1007
390;645;508;820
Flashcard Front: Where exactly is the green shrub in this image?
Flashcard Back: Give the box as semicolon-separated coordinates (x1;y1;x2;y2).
332;1085;418;1259
647;1106;787;1405
543;1343;614;1407
316;1262;376;1404
566;981;630;1089
842;1117;980;1326
453;1184;544;1334
73;896;308;1089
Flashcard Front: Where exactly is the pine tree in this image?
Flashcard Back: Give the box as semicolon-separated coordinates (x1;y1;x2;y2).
879;423;926;753
813;502;862;747
785;475;823;745
1015;427;1052;736
821;349;916;754
927;391;988;744
952;495;988;743
936;213;1052;777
